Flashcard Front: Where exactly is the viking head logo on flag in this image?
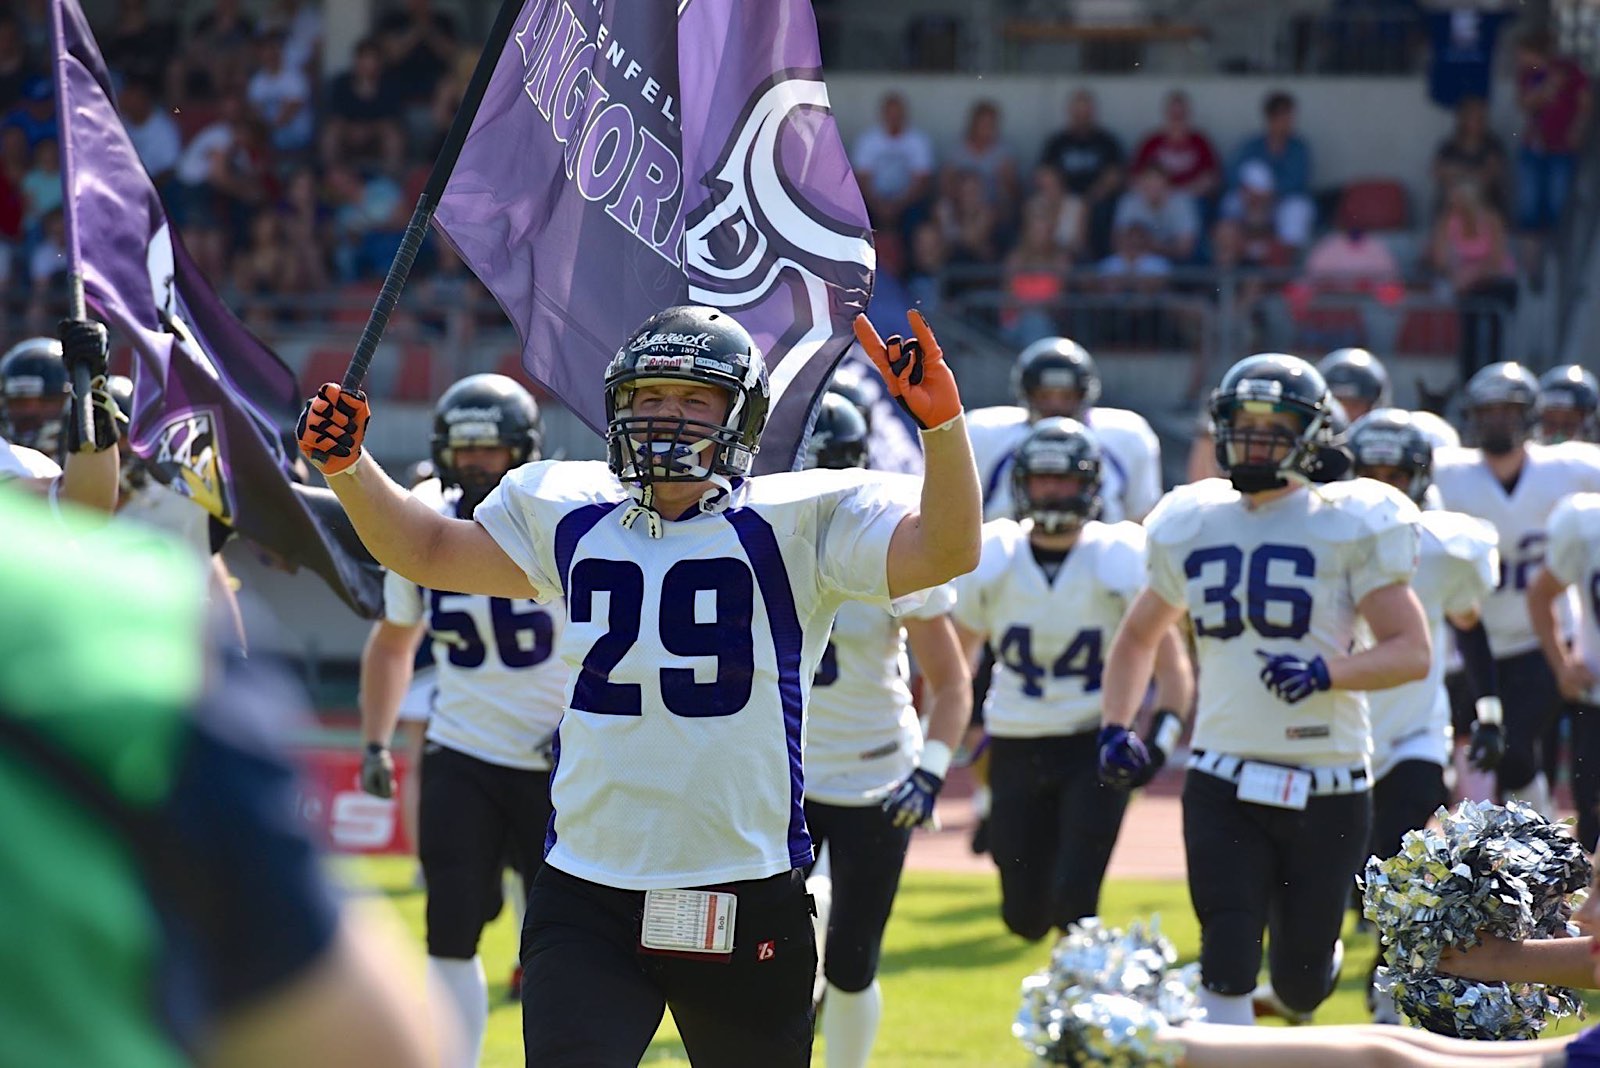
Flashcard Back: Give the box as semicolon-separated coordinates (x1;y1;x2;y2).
435;0;874;473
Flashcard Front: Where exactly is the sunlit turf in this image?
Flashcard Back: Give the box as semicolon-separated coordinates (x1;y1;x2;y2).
347;856;1596;1066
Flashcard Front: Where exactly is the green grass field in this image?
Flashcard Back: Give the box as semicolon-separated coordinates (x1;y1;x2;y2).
350;856;1596;1066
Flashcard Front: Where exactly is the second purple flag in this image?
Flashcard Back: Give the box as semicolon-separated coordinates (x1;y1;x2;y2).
433;0;875;474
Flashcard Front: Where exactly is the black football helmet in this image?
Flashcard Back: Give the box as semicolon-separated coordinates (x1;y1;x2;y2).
605;305;769;490
1348;407;1434;505
1317;348;1391;418
430;373;542;510
1013;337;1101;418
1011;417;1103;534
1307;395;1354;483
1463;361;1539;456
804;392;869;471
1536;364;1600;444
827;361;875;433
1;337;69;455
1209;353;1333;493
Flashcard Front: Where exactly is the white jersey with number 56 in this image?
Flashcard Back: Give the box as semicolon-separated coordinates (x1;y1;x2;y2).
383;484;567;771
1144;478;1421;767
476;459;920;891
1547;493;1600;683
952;518;1146;739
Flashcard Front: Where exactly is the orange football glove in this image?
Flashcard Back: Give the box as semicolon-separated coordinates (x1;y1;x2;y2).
296;383;370;476
852;311;962;431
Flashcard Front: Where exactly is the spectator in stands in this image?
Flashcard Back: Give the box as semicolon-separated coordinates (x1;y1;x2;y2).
935;170;1004;269
272;0;323;78
233;210;310;304
327;163;405;281
1514;26;1591;255
2;76;56;151
943;100;1018;211
378;0;460;107
852;91;936;241
1302;212;1402;290
172;93;265;280
424;46;475;161
1039;88;1124;259
1024;163;1087;260
1113;166;1200;263
1132;89;1222;200
247;31;314;155
1427;176;1517;381
1433;95;1510;217
905;219;949;316
180;0;257;99
0;16;36;115
1002;199;1071;345
280;167;332;301
323;37;404;171
28;206;65;290
1227;90;1314;247
119;77;182;191
1217;159;1311;255
102;0;176;92
1098;220;1171;291
20;135;59;237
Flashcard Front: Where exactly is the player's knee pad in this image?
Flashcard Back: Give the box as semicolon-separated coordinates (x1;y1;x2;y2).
1197;911;1265;996
424;864;503;959
821;949;878;994
1270;951;1338;1014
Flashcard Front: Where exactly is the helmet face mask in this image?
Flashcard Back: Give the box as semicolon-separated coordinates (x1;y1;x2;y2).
1349;407;1433;505
1011;417;1103;534
1014;337;1101;420
604;306;769;496
1;337;69;455
429;373;543;512
1210;354;1331;493
1464;362;1538;456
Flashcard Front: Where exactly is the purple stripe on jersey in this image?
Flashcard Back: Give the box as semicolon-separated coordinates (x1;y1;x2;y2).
984;450;1014;504
543;726;561;858
1569;1022;1600;1067
722;508;814;870
554;501;623;597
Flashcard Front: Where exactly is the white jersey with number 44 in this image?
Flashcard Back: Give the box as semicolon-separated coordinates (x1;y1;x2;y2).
475;460;920;892
952;518;1147;738
1144;478;1421;768
383;482;568;771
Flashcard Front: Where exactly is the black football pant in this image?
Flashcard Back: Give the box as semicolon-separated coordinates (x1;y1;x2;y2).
418;743;551;959
521;865;816;1067
1184;768;1370;1014
803;800;911;992
987;731;1130;941
1495;649;1562;793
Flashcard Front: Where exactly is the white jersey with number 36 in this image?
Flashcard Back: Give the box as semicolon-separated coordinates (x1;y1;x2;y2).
476;460;919;891
1367;510;1498;777
803;585;954;806
953;518;1146;738
1145;478;1421;767
383;484;567;771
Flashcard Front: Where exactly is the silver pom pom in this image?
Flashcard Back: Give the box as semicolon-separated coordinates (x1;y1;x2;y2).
1361;800;1590;1039
1014;916;1200;1065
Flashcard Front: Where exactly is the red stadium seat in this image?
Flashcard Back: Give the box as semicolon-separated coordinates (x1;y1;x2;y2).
1337;179;1409;232
334;281;383;327
391;344;435;402
1395;306;1460;356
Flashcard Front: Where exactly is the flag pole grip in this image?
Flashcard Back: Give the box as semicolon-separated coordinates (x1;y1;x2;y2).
339;0;528;392
69;272;93;446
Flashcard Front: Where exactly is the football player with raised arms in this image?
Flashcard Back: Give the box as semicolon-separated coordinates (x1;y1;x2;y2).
1097;354;1430;1028
0;321;122;513
968;337;1163;524
1346;409;1500;1019
355;374;562;1065
799;390;970;1068
954;418;1192;942
1431;362;1600;819
296;306;981;1067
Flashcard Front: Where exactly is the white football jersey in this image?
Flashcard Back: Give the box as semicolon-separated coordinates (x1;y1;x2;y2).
1546;493;1600;679
0;436;59;482
384;486;568;772
1367;510;1498;777
1145;478;1421;767
803;584;955;806
953;518;1146;738
116;479;213;559
476;460;919;891
1432;443;1600;657
1409;410;1461;451
968;404;1163;525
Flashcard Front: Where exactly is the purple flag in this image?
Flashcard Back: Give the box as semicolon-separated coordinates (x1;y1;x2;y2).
53;0;382;618
433;0;875;473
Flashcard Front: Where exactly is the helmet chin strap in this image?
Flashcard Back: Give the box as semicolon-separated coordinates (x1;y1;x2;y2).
619;455;736;540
